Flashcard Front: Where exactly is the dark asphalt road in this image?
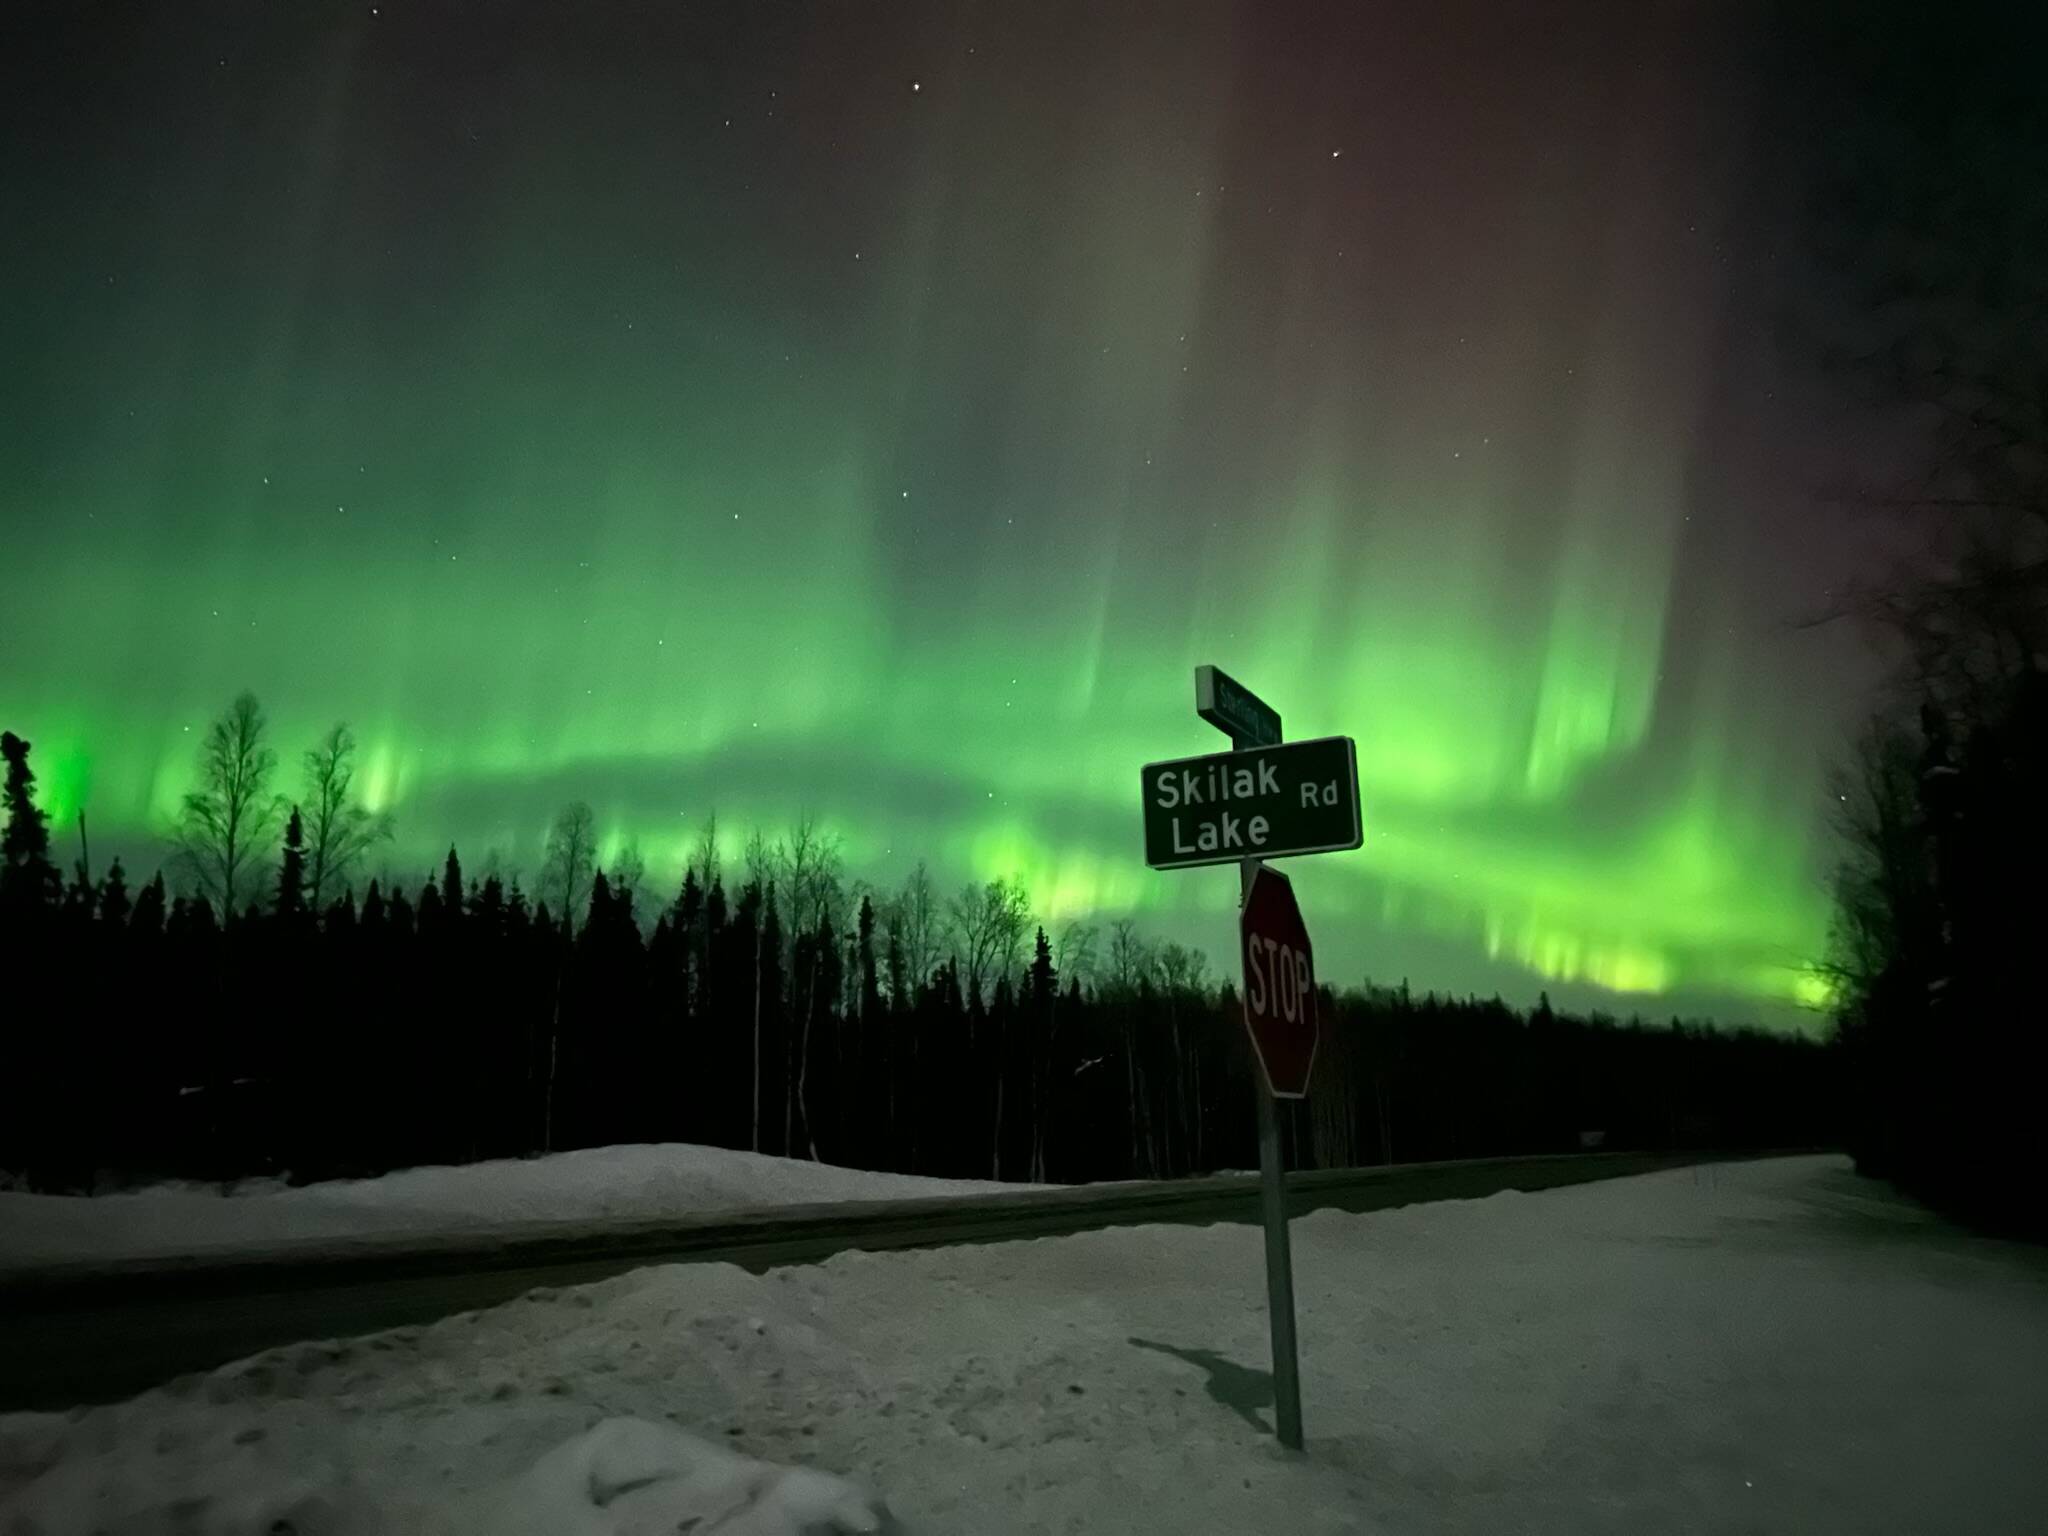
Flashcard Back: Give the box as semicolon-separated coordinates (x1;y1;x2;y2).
0;1149;1793;1413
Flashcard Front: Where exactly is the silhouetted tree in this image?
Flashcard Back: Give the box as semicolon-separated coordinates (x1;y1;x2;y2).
174;693;281;921
440;846;463;923
672;866;704;1010
897;860;943;994
98;858;131;927
1025;926;1058;1180
300;725;391;913
275;808;307;922
947;876;1029;1007
540;801;597;936
0;758;1842;1191
1787;8;2048;1234
0;730;60;913
857;894;881;1021
756;883;785;1154
883;900;908;1007
130;871;165;938
61;862;95;923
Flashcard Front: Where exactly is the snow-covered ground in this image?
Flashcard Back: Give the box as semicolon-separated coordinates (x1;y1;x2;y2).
6;1154;2046;1534
0;1144;1047;1275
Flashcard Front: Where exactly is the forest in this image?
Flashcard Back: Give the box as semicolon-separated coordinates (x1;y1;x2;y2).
1790;10;2048;1239
0;711;1834;1194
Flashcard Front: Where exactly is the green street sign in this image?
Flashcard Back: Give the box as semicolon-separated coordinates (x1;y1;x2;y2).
1195;664;1282;747
1139;735;1362;869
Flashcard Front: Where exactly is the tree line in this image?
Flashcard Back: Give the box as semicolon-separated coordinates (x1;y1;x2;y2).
0;701;1833;1194
1792;7;2048;1239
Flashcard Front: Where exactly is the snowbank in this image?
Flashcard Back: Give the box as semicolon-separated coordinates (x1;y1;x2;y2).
0;1143;1046;1274
5;1155;2046;1534
1;1411;891;1535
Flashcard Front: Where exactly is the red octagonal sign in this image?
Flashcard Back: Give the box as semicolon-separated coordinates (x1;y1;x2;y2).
1240;862;1317;1098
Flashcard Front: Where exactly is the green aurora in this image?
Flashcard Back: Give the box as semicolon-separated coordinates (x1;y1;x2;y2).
0;3;1868;1027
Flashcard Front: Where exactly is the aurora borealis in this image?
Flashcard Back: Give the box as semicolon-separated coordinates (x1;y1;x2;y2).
1;2;1882;1027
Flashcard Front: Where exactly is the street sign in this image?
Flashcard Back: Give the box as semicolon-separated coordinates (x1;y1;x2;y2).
1240;863;1318;1099
1139;664;1350;1454
1196;664;1282;747
1139;735;1362;869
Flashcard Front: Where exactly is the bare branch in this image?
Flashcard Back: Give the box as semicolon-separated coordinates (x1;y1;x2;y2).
174;692;282;920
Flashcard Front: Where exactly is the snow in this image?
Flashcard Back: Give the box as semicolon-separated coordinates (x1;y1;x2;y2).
0;1143;1047;1275
6;1155;2046;1534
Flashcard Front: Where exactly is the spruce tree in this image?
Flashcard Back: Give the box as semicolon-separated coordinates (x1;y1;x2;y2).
676;867;704;935
275;807;307;920
0;731;60;911
757;884;784;1153
441;847;463;922
1023;927;1059;1180
62;864;95;921
885;919;907;1009
99;858;131;927
130;872;167;937
674;867;704;1007
1027;926;1057;1010
470;872;505;937
706;875;728;945
857;895;880;1020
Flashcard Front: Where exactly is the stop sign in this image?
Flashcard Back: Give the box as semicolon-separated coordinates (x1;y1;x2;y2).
1240;862;1317;1098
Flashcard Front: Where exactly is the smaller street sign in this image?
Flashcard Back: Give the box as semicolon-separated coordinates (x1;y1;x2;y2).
1140;735;1362;869
1240;863;1318;1098
1195;664;1282;747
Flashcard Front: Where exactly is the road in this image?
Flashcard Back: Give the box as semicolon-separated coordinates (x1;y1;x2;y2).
0;1149;1793;1413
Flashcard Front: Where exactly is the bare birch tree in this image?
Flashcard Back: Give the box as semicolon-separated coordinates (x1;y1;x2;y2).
897;860;944;994
539;801;597;934
1054;920;1100;994
175;692;282;921
778;812;844;1162
947;876;1030;1006
743;826;775;894
690;811;721;891
1106;918;1153;995
1155;941;1208;994
538;800;598;1152
300;724;391;912
609;840;646;921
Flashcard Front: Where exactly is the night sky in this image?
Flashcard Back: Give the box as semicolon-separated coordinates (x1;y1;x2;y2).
1;2;1891;1027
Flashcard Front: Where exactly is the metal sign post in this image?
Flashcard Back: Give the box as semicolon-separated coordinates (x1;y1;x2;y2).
1144;664;1358;1451
1200;670;1307;1453
1246;861;1305;1452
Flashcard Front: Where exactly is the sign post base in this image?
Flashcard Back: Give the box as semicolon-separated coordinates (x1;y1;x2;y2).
1255;1074;1304;1450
